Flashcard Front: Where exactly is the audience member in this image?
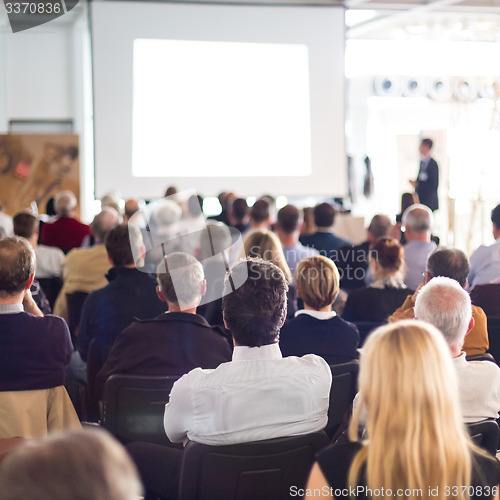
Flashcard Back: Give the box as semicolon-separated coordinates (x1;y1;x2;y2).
300;202;351;263
0;237;73;391
337;214;392;290
142;198;183;272
53;208;119;321
228;197;249;233
12;212;56;314
94;252;232;399
243;230;297;317
40;190;91;253
389;247;489;356
209;191;236;226
247;199;271;233
196;222;233;327
129;259;331;499
401;204;436;290
165;257;331;444
302;207;316;236
342;238;412;324
280;256;359;364
0;429;143;500
414;277;500;422
276;204;319;276
390;191;418;243
77;224;165;372
100;192;122;218
469;204;500;289
164;185;178;198
308;320;500;498
0;201;13;237
13;211;64;279
123;198;140;223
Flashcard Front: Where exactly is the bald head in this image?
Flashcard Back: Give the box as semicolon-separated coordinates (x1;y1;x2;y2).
367;214;391;242
0;237;35;298
91;208;120;243
124;199;139;222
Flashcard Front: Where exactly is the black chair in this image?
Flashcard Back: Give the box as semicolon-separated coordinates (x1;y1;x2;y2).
487;317;500;366
102;374;180;446
467;419;499;456
354;321;386;346
178;432;329;500
326;361;359;439
37;277;63;310
66;291;89;343
466;353;496;363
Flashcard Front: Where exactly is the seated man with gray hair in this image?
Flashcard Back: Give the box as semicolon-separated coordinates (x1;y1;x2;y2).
389;247;489;356
414;276;500;422
402;204;436;290
94;252;232;399
41;190;90;253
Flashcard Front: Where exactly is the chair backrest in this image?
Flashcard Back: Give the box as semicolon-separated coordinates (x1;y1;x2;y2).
37;277;63;310
354;321;386;346
66;291;89;342
471;284;500;317
179;432;329;500
467;419;499;456
326;361;360;436
101;374;179;446
0;386;81;439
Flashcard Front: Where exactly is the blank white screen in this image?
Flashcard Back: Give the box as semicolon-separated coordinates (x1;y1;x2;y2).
91;2;345;198
132;39;311;178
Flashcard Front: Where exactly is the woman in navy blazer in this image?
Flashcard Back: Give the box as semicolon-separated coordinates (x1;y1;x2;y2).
279;255;359;364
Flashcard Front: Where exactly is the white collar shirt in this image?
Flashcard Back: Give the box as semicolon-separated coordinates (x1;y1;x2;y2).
164;343;331;445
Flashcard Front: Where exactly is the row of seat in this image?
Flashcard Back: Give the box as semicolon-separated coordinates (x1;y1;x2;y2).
101;361;360;447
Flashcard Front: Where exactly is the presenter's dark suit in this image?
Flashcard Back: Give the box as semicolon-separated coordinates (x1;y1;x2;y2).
416;157;439;212
94;312;232;399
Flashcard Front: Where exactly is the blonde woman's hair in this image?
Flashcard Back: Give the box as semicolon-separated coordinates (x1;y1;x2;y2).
295;256;339;310
348;320;477;500
242;230;292;282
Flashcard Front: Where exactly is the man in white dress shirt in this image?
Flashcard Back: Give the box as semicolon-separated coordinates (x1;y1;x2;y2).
164;257;332;445
414;277;500;423
127;258;331;499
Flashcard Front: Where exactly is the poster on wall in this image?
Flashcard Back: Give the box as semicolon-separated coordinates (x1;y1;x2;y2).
0;134;80;216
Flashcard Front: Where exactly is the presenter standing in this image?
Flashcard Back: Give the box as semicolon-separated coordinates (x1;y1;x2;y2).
410;138;439;212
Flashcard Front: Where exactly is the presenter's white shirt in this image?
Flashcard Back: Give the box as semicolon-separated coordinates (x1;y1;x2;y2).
164;343;331;445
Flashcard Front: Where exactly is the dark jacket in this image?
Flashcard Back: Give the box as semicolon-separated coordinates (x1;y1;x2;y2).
95;312;232;399
342;286;413;323
279;313;359;365
77;267;165;368
336;241;370;291
300;231;352;264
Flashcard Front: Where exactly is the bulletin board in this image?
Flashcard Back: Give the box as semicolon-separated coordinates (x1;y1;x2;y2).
0;134;80;216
